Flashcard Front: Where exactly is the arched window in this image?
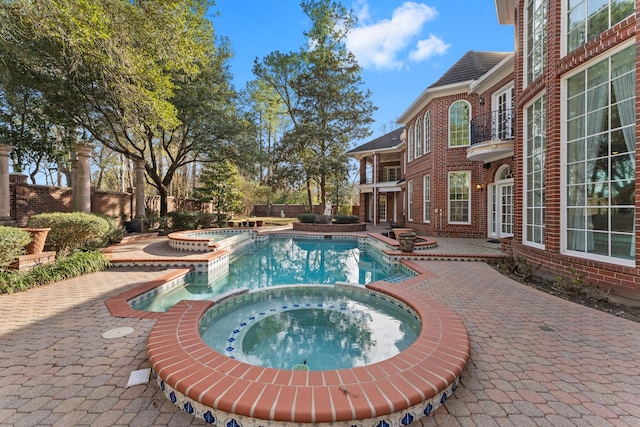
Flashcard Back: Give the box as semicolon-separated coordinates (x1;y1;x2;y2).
423;111;431;153
415;118;422;159
449;100;470;147
407;126;414;162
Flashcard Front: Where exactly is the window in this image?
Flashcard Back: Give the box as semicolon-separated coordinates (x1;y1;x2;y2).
365;162;373;184
415;118;422;159
407;180;413;221
524;95;546;246
565;45;635;262
526;0;547;85
408;127;414;162
449;101;470;147
424;111;431;153
448;171;470;223
423;175;431;223
382;166;401;182
567;0;634;53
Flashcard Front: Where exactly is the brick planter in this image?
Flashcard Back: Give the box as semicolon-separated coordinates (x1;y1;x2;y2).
292;222;367;232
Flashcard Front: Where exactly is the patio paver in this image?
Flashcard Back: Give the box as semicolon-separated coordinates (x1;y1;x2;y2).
1;234;639;426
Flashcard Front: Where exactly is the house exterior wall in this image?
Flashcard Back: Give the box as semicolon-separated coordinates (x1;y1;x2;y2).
508;1;640;301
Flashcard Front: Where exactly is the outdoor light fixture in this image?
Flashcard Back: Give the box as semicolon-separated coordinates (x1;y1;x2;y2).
476;184;484;191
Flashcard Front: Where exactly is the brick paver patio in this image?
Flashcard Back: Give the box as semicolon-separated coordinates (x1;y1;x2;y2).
1;235;639;426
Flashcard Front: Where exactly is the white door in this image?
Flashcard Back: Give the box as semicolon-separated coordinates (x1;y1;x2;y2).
379;196;387;222
493;86;514;140
488;165;514;238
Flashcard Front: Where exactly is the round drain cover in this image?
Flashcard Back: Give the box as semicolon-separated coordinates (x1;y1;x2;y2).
102;326;135;339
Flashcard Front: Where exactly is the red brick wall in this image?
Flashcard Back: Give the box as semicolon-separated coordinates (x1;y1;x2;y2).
510;1;640;301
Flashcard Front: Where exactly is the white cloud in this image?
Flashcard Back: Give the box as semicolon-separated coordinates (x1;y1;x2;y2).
409;35;450;62
346;1;445;71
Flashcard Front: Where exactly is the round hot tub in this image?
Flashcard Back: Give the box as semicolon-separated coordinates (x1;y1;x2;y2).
147;281;470;427
199;286;421;371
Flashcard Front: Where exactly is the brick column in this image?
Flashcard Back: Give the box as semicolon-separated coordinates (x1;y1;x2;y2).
0;145;13;220
134;160;146;221
74;144;94;213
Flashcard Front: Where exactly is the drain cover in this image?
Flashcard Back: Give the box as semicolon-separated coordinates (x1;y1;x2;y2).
102;326;135;339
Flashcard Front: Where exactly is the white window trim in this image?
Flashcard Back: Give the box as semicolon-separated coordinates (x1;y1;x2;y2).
407;180;414;222
559;41;636;267
448;100;471;148
524;0;547;88
448;171;471;224
424;111;431;154
423;174;431;223
522;93;546;250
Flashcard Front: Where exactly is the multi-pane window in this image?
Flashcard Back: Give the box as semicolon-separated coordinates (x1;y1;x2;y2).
449;101;470;147
424;111;431;153
526;0;547;85
565;45;635;262
525;95;546;246
423;175;431;223
382;166;401;182
567;0;634;53
379;196;387;222
415;118;422;159
407;127;414;162
407;180;414;221
448;171;470;223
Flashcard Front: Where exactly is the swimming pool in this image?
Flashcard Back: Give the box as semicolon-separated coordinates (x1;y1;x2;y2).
133;236;412;312
199;285;421;370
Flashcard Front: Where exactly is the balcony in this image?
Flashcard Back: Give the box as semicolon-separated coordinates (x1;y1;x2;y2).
467;109;515;163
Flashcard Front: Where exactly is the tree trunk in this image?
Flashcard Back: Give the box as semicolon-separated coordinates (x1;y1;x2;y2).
158;185;169;217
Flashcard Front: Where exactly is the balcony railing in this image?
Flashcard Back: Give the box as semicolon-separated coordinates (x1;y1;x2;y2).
470;109;515;145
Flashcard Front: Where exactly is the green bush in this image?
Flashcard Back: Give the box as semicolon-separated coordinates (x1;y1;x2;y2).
297;213;316;223
333;214;359;224
167;210;200;231
0;251;111;294
28;212;110;255
91;214;126;248
0;227;31;270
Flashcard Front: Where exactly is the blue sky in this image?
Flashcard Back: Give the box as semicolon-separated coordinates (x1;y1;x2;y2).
208;0;514;143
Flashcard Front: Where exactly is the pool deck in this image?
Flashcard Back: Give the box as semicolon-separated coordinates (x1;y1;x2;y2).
1;228;640;425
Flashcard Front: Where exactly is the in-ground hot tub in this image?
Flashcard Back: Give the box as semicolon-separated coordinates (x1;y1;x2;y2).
147;282;469;426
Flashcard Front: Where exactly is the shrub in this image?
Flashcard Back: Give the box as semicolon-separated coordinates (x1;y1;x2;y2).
297;213;317;223
0;251;111;294
0;227;31;270
28;212;110;255
91;214;126;248
333;214;359;224
167;210;200;231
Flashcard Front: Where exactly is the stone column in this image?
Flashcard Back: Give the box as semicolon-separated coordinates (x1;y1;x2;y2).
134;160;146;221
74;144;94;213
0;145;14;220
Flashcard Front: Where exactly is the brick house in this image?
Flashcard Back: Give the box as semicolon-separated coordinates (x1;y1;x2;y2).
349;51;515;238
494;0;639;302
347;127;405;226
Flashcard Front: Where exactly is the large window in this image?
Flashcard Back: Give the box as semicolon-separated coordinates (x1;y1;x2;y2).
407;180;414;221
567;0;634;53
524;95;546;246
449;101;470;147
423;175;431;223
423;111;431;153
526;0;547;85
565;45;635;262
448;171;470;224
415;118;422;159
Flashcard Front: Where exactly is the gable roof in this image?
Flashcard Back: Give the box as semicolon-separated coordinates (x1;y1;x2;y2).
347;127;404;156
428;51;511;89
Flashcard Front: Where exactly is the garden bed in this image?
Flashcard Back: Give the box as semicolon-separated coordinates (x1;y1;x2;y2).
292;222;367;232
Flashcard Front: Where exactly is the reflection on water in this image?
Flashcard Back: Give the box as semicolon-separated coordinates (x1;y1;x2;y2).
134;238;404;312
200;286;421;370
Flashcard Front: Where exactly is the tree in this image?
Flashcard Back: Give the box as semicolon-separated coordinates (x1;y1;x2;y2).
251;0;375;211
193;160;243;220
0;0;248;215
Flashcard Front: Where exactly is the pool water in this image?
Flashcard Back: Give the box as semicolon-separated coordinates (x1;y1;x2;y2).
199;286;421;370
135;237;410;312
